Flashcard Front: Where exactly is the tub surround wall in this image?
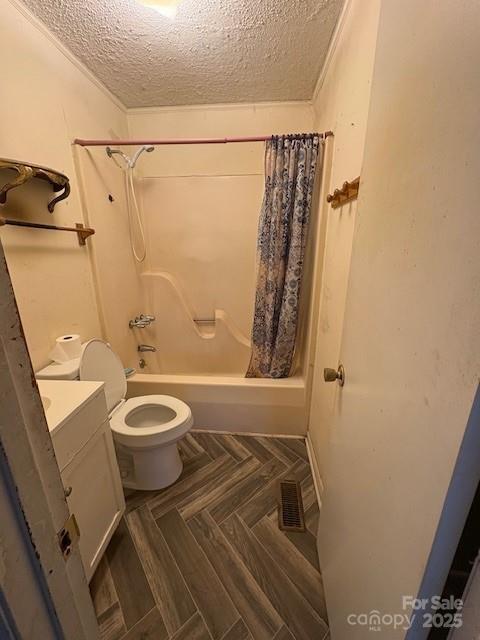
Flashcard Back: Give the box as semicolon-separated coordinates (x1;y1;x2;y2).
127;103;315;375
141;271;251;375
305;0;381;482
73;147;146;369
1;0;131;370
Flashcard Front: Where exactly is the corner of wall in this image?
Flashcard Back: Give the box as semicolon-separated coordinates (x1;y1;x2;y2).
312;0;353;115
304;0;382;484
6;0;127;115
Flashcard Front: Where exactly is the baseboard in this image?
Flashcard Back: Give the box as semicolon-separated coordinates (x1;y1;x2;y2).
191;428;305;440
305;433;325;510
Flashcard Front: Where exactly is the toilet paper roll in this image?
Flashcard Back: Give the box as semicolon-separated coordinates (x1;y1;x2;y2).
49;334;82;363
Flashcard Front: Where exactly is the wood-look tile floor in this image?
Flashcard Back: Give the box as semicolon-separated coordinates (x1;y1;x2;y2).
90;432;329;640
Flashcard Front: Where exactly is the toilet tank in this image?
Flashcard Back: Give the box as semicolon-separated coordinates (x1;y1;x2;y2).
36;358;80;380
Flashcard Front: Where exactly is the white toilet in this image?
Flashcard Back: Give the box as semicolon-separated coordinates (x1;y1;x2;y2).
37;338;193;490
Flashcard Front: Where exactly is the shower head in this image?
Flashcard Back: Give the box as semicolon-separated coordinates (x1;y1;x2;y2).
105;145;154;169
130;145;155;168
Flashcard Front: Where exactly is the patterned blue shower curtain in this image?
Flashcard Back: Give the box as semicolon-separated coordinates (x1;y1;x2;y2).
246;134;323;378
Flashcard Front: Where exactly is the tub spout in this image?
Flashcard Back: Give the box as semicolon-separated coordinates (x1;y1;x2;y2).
138;344;156;353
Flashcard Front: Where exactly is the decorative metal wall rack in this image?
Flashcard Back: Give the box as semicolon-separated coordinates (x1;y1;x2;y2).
327;176;360;209
0;158;91;245
0;158;71;212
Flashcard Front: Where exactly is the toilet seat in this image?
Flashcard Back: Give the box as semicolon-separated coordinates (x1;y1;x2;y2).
78;339;193;449
110;395;193;449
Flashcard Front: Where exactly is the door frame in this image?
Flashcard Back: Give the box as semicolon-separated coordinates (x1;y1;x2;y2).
0;240;98;639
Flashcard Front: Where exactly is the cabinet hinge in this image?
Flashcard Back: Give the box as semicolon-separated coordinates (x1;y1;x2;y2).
58;513;80;560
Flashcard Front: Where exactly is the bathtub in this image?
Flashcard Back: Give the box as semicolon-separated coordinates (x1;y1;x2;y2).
133;273;308;436
127;373;307;436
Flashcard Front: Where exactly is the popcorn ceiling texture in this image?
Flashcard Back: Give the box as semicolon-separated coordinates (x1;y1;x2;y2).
20;0;343;108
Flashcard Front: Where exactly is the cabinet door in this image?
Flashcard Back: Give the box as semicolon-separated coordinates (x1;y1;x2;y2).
63;421;125;581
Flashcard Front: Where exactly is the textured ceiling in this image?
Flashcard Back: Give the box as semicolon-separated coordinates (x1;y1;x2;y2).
21;0;343;108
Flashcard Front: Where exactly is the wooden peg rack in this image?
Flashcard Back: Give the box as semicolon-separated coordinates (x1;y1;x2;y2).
327;176;360;209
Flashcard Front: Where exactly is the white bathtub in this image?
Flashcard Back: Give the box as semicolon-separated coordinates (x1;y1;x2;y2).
127;373;307;436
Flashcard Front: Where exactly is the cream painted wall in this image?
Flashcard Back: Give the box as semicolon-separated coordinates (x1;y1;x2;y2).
0;0;130;370
128;103;315;374
306;0;381;476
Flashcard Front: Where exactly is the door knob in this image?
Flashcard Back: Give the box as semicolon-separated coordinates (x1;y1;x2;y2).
323;364;345;386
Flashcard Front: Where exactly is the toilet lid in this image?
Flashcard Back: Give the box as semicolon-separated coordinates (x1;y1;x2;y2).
79;339;126;412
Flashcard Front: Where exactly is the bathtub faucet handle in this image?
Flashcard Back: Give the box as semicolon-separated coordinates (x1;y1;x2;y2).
129;314;155;328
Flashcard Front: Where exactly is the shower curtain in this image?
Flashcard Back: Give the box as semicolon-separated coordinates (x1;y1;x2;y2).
246;134;323;378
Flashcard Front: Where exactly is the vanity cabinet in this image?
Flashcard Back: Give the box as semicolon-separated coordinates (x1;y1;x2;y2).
61;419;124;581
37;380;125;582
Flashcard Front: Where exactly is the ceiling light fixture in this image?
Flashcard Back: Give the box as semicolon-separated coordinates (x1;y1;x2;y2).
137;0;182;19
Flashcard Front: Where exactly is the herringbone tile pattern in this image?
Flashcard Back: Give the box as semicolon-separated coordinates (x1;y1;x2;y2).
90;432;328;640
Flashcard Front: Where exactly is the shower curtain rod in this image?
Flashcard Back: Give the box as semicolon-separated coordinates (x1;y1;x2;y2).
73;131;334;147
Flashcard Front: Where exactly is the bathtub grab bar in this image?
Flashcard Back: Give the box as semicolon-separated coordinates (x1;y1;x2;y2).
193;318;216;324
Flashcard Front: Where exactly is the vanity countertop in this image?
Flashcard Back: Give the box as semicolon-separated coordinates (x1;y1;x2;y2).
37;379;105;434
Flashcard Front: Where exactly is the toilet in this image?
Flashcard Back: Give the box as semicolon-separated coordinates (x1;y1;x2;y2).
36;338;193;490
